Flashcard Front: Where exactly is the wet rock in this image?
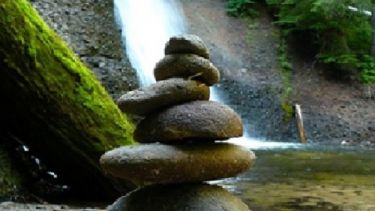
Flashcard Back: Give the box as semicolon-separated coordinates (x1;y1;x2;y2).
117;78;209;115
134;101;243;143
108;184;250;211
154;54;220;86
0;202;73;210
31;0;138;99
165;34;210;59
100;143;255;184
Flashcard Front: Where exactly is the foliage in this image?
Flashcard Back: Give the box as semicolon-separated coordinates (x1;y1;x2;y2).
277;33;294;121
264;0;374;83
278;36;293;72
227;0;258;17
281;101;294;121
359;55;375;83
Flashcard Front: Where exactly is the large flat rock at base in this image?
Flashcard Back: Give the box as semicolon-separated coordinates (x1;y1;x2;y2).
165;34;210;59
117;78;209;115
100;143;255;185
108;184;250;211
134;101;243;143
154;54;220;86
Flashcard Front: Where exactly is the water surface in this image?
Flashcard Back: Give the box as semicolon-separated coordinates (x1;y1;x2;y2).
213;145;375;210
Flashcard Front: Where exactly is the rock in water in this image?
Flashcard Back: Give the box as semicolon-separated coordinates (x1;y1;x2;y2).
165;34;210;59
100;143;255;184
117;78;209;115
134;101;243;143
107;184;250;211
154;54;220;86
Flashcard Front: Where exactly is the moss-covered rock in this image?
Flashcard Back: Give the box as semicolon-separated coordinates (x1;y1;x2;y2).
31;0;138;99
0;0;134;199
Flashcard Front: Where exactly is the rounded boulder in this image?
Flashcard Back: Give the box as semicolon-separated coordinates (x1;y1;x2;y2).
108;184;250;211
134;101;243;143
117;78;209;115
154;54;220;86
100;143;255;185
165;34;210;59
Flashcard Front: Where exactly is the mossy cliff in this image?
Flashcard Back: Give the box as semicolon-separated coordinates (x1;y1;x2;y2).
0;0;134;199
31;0;138;99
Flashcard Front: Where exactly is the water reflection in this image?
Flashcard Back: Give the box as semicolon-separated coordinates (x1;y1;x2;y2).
225;136;302;150
213;146;375;210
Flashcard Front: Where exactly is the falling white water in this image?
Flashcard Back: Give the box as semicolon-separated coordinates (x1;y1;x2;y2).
114;0;223;101
114;0;186;86
114;0;299;149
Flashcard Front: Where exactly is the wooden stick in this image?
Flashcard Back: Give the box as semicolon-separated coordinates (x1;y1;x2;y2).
295;104;307;143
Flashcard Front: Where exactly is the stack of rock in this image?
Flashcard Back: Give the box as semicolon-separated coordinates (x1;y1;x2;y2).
100;35;256;211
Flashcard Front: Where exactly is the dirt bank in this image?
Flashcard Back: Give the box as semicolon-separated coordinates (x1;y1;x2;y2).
181;0;295;142
180;0;375;147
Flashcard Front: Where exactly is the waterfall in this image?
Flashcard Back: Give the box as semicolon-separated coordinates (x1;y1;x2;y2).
114;0;186;87
114;0;300;149
114;0;221;102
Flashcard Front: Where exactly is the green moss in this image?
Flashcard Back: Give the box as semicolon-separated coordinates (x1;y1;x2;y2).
0;0;135;149
0;0;136;196
281;101;293;121
276;32;294;121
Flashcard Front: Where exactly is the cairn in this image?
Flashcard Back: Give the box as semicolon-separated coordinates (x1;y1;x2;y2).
100;35;256;211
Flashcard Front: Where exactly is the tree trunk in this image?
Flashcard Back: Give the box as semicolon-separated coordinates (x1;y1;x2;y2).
0;0;134;200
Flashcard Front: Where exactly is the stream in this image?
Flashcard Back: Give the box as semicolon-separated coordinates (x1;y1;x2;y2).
212;146;375;210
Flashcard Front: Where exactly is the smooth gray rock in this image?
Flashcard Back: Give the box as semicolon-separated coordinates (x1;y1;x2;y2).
100;143;255;185
134;101;243;143
107;184;250;211
154;54;220;86
165;34;210;59
117;78;209;115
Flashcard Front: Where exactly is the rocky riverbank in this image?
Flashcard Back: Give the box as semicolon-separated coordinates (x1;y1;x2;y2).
31;0;138;99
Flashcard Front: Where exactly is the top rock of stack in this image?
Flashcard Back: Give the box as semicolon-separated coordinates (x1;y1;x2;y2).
164;34;210;59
